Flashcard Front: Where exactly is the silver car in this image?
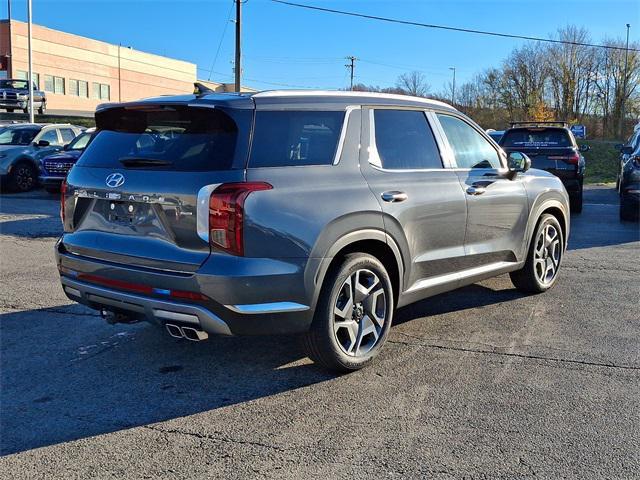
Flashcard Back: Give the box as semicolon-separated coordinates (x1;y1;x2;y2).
56;89;570;371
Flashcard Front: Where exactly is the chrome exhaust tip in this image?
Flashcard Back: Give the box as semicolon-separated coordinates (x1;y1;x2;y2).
165;323;184;339
181;326;209;342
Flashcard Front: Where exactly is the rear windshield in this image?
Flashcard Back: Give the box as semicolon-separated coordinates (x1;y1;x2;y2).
78;105;250;171
500;128;573;148
249;111;345;167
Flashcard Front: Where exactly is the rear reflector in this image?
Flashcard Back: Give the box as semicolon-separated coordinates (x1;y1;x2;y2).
59;266;208;302
209;182;272;256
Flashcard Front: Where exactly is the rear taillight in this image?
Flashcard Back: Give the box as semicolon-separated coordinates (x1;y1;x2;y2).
60;179;67;224
549;153;580;164
208;182;272;256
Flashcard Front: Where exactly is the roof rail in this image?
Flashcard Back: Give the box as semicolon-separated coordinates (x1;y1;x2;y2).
509;121;569;128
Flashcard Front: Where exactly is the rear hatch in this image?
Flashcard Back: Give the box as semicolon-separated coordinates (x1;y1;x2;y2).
499;127;579;177
61;101;252;272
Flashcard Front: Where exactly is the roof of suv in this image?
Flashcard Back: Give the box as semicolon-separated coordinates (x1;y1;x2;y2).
96;90;457;113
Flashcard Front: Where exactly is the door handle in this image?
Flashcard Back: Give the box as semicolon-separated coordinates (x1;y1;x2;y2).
381;191;408;203
466;186;486;195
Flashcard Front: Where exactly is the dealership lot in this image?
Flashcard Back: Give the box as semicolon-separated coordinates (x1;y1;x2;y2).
0;186;638;478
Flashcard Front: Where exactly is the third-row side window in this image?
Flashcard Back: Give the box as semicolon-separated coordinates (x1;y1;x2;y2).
373;109;442;170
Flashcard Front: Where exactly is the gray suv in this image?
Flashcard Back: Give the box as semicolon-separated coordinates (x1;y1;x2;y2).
56;90;570;371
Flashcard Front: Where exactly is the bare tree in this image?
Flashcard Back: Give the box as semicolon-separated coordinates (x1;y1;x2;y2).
396;71;430;97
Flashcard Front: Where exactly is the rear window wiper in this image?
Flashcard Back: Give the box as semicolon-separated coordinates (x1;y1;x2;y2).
119;157;173;167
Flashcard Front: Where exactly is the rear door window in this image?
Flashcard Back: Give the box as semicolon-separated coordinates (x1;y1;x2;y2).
77;105;250;171
373;109;442;169
249;111;345;167
500;128;573;148
60;128;76;144
437;114;502;169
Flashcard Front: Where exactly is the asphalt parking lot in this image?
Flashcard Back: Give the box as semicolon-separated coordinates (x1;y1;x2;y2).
0;185;638;479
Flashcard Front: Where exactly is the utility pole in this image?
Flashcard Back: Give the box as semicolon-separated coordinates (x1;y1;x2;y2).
345;56;356;90
27;0;34;122
118;43;122;102
449;67;456;105
620;23;631;138
234;0;242;93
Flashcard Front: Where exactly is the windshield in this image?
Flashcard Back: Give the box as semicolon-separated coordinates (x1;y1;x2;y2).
0;80;30;90
0;127;40;146
68;132;92;150
79;106;250;171
500;128;573;148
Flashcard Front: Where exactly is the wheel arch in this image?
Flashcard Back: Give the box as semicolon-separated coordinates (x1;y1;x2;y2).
310;229;404;310
525;197;570;256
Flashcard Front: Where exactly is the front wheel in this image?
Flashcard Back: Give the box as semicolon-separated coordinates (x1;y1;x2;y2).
38;102;46;115
302;253;394;372
8;161;37;192
510;214;564;293
570;183;583;214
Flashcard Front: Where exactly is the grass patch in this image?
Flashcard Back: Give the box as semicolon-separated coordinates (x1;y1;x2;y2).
582;140;621;184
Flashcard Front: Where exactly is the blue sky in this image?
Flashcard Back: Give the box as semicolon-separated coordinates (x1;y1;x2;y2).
4;0;639;92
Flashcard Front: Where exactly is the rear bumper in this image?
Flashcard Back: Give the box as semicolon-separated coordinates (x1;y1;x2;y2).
61;276;233;335
55;241;315;336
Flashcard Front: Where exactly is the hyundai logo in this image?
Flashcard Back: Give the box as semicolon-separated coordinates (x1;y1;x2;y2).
105;173;125;188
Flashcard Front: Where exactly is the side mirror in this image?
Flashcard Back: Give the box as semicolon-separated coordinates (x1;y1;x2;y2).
506;152;531;179
614;143;624;151
578;144;590;153
36;140;50;147
63;144;70;151
621;145;634;155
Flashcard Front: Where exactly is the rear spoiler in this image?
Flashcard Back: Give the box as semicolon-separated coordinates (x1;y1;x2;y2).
509;121;569;128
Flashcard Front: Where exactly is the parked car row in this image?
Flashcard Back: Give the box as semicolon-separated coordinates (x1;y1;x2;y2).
0;122;92;192
616;125;640;221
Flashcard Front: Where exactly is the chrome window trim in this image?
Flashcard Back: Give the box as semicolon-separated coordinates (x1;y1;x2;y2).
333;105;361;165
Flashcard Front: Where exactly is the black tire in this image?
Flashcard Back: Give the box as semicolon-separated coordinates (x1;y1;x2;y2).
38;102;46;115
569;184;583;214
302;253;394;372
8;161;37;192
510;214;564;294
620;196;638;222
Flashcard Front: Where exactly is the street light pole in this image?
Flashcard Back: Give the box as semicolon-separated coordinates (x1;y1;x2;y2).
620;23;631;138
27;0;34;122
449;67;456;105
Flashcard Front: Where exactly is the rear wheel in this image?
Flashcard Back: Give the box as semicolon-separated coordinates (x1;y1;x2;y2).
38;102;46;115
302;253;393;372
8;161;37;192
510;214;564;293
620;196;638;221
569;183;583;214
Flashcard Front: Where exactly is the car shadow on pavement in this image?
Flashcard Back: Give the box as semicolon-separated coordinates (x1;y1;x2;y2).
0;305;336;456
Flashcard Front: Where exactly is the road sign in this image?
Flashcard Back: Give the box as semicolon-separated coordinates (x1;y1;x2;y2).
571;124;586;139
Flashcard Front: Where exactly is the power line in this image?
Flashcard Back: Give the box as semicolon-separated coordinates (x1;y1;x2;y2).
271;0;640;52
207;0;235;81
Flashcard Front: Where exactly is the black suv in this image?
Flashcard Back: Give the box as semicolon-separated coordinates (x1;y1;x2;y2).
499;122;588;212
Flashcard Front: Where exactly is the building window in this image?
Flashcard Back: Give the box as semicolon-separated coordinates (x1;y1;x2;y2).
100;84;110;100
79;80;88;98
53;76;65;94
69;79;78;96
44;75;54;93
16;70;39;88
92;82;111;100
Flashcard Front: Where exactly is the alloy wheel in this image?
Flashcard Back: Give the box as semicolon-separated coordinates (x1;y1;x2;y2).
333;268;387;357
534;223;561;285
15;165;35;191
